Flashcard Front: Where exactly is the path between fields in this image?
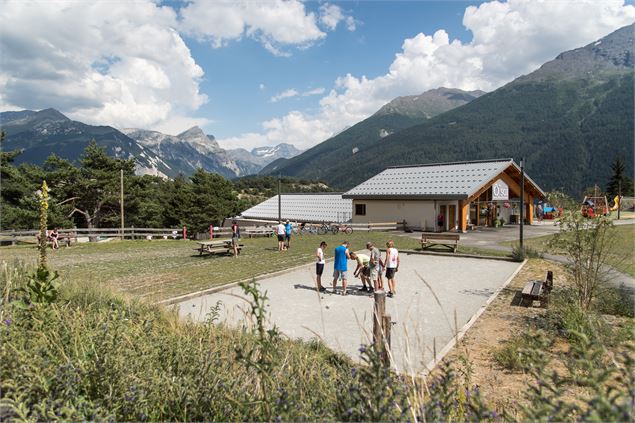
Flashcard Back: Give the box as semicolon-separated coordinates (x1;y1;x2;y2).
177;252;521;374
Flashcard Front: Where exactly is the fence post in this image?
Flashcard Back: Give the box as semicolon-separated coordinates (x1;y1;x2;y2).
382;314;392;365
373;290;390;366
209;224;213;240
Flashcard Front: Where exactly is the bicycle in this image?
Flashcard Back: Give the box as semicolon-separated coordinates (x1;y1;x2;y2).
334;224;353;234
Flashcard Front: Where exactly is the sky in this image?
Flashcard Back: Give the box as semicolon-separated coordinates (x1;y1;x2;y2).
1;0;634;151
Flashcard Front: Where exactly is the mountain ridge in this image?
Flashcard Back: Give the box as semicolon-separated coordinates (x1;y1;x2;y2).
261;23;635;195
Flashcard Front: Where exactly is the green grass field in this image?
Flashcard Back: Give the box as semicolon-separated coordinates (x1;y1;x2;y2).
501;224;635;276
0;232;509;302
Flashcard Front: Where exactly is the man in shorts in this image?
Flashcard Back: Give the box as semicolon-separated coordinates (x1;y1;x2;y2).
284;219;293;249
384;240;400;297
276;221;286;251
332;241;351;295
315;241;327;292
350;251;372;292
366;241;382;292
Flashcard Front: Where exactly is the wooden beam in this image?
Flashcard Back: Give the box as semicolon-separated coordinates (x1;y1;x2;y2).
527;198;534;224
458;200;468;232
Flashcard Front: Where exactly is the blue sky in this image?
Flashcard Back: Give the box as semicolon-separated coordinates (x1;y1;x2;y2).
188;1;479;139
1;1;634;150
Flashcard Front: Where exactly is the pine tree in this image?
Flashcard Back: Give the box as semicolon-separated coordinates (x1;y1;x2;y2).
606;157;635;199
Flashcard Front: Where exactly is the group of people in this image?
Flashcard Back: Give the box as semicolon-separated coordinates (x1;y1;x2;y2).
276;220;293;251
315;240;400;297
35;227;61;249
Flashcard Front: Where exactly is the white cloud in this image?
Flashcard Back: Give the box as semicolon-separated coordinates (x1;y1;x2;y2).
179;0;328;56
270;89;299;103
259;83;266;91
0;0;207;133
219;0;635;150
303;87;326;96
319;3;356;32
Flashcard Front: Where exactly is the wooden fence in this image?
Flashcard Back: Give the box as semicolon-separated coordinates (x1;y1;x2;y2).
0;221;406;245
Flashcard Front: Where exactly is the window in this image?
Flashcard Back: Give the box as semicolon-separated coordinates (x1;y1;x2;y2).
355;204;366;216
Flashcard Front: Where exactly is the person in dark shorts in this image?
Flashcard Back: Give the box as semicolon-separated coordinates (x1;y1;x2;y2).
384;240;400;297
231;220;240;257
276;221;286;251
315;241;327;292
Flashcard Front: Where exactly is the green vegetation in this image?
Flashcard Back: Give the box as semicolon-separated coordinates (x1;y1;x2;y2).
0;232;423;302
501;223;634;276
2;257;633;421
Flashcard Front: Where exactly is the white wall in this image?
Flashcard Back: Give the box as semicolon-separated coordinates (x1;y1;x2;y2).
352;199;437;230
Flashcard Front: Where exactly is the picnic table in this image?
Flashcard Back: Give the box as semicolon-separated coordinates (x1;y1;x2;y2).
195;239;244;256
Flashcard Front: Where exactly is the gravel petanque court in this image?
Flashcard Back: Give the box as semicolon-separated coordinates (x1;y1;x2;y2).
177;252;522;373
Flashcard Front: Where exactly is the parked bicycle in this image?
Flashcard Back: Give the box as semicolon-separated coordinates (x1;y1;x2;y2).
334;223;353;234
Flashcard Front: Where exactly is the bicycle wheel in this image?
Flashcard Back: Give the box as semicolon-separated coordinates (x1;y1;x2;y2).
344;226;353;234
331;226;339;235
317;226;327;235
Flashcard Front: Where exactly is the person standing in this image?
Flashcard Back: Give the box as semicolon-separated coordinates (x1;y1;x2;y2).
315;241;327;292
384;240;400;297
276;221;286;251
284;219;293;249
350;251;372;292
231;220;240;257
332;241;351;295
367;241;382;292
537;203;544;222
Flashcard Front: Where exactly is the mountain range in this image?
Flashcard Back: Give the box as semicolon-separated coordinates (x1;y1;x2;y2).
261;23;634;196
0;110;302;178
261;87;485;175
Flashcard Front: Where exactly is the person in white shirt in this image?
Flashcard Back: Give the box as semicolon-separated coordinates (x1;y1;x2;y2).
315;241;327;292
384;240;400;298
276;221;286;251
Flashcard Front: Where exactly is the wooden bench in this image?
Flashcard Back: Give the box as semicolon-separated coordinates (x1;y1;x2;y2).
420;232;460;253
195;240;244;256
243;228;273;238
521;270;553;307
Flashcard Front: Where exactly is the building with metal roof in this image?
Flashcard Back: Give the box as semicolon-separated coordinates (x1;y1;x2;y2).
240;193;352;223
343;158;545;232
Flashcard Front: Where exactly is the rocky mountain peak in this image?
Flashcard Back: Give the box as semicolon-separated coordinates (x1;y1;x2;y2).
514;22;634;84
375;87;486;119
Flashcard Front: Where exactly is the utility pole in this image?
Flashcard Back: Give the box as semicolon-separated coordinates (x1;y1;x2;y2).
618;180;622;220
278;173;282;222
120;168;124;240
519;158;525;251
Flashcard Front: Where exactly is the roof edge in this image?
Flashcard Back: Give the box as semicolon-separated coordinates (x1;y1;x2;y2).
342;194;468;200
386;158;513;170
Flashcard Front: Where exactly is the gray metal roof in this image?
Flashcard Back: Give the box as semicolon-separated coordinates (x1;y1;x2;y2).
240;193;352;223
343;159;544;199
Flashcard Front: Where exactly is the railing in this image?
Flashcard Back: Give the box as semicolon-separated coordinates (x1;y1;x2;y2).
0;221;406;244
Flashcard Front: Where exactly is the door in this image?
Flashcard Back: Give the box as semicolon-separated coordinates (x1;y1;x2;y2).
448;205;456;231
439;205;447;232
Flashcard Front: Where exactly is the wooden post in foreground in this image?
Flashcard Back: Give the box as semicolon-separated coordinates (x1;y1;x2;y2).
373;290;391;366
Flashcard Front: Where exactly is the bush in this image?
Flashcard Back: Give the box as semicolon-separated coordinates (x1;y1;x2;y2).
493;331;550;372
593;283;635;318
511;244;543;261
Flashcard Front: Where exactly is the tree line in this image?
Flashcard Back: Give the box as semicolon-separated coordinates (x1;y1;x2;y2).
1;136;326;233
